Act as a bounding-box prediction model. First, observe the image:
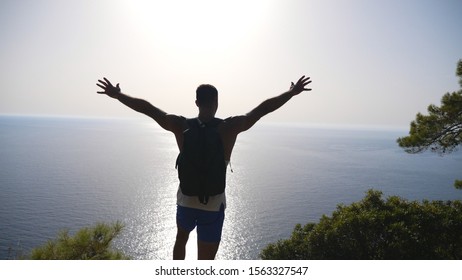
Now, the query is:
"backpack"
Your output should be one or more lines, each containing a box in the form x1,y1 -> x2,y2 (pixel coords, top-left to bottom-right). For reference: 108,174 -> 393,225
175,118 -> 226,204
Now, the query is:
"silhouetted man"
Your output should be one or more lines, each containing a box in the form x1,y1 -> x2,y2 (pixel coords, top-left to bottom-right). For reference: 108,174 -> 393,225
97,75 -> 312,259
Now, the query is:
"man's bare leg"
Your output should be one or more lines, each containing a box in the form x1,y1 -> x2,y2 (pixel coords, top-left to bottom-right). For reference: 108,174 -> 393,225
173,226 -> 190,260
197,240 -> 220,260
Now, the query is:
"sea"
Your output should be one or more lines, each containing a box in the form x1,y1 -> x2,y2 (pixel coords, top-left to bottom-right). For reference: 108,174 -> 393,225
1,116 -> 461,260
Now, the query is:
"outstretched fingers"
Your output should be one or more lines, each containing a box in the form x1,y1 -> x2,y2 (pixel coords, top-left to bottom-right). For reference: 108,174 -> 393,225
96,77 -> 121,98
103,77 -> 114,87
96,79 -> 108,94
96,77 -> 116,94
293,76 -> 312,92
303,76 -> 312,91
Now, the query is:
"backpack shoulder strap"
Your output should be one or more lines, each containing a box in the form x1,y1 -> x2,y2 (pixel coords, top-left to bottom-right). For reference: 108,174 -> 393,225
185,117 -> 223,129
185,118 -> 200,129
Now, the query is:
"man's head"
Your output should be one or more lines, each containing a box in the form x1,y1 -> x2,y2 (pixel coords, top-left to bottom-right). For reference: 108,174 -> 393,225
196,84 -> 218,117
196,84 -> 218,105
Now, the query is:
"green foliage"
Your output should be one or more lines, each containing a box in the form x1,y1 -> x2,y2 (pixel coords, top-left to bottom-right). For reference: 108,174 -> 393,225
260,223 -> 315,260
397,60 -> 462,155
457,59 -> 462,88
260,190 -> 462,260
29,222 -> 129,260
397,60 -> 462,188
455,180 -> 462,190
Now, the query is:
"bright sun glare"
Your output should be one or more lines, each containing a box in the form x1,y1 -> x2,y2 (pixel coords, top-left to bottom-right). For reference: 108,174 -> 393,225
127,0 -> 270,53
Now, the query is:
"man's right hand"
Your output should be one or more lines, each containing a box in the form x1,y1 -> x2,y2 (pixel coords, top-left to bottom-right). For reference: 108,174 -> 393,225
97,77 -> 121,98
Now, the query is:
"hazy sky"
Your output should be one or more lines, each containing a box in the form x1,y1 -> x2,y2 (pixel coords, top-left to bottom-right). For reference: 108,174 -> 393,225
1,0 -> 461,128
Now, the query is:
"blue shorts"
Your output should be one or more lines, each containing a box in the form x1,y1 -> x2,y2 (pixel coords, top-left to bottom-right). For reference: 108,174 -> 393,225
176,204 -> 225,243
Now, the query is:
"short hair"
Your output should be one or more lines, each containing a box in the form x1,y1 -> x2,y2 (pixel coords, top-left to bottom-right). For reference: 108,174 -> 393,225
196,84 -> 218,105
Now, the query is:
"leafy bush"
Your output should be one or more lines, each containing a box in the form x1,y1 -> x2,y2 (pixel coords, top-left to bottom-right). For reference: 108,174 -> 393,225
261,190 -> 462,260
29,222 -> 129,260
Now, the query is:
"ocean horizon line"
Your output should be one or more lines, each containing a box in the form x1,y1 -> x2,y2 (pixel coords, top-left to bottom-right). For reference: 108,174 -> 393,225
0,114 -> 409,132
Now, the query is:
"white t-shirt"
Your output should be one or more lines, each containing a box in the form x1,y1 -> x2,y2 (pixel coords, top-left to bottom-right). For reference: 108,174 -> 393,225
176,188 -> 226,212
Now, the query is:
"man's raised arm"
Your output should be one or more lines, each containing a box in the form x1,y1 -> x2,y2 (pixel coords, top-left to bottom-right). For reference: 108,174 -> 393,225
96,77 -> 184,133
228,76 -> 312,133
